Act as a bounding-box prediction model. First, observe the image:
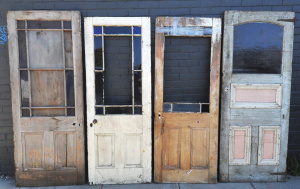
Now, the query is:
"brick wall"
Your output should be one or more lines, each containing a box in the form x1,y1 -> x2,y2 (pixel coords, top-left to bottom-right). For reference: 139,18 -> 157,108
0,0 -> 300,176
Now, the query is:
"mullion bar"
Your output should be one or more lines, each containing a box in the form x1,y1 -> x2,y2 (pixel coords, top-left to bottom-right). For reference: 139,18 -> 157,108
24,20 -> 32,117
61,20 -> 67,116
131,26 -> 135,115
102,26 -> 105,106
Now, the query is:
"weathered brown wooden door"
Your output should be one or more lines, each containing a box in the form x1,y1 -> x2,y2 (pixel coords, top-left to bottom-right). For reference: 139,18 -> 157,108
154,17 -> 221,183
7,11 -> 85,187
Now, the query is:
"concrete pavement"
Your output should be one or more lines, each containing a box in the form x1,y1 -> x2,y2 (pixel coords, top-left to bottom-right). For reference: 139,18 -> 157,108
0,176 -> 299,189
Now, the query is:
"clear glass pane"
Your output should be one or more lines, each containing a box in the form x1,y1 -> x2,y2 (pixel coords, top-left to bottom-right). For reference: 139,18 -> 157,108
202,104 -> 209,113
95,72 -> 104,105
27,21 -> 61,29
28,30 -> 63,68
31,71 -> 65,107
233,23 -> 283,74
66,70 -> 75,107
105,107 -> 132,114
63,21 -> 71,29
104,27 -> 131,35
133,26 -> 141,34
20,70 -> 29,107
95,107 -> 104,115
104,37 -> 132,105
163,37 -> 210,104
134,107 -> 142,114
67,108 -> 75,116
17,20 -> 25,29
32,108 -> 65,116
64,31 -> 73,68
22,109 -> 30,117
163,103 -> 171,112
134,72 -> 142,105
94,26 -> 102,34
18,31 -> 27,68
94,36 -> 103,70
134,36 -> 141,70
173,104 -> 200,113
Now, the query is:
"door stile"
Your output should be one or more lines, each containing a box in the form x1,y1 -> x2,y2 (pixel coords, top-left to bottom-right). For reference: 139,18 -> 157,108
84,17 -> 96,184
208,18 -> 222,183
154,17 -> 165,183
72,12 -> 85,183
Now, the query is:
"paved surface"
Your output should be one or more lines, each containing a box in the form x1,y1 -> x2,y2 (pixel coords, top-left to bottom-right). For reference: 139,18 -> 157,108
0,176 -> 299,189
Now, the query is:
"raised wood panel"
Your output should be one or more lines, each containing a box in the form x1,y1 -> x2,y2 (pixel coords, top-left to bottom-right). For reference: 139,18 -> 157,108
96,134 -> 114,168
23,133 -> 44,171
234,130 -> 245,159
258,126 -> 280,165
163,128 -> 180,169
124,134 -> 142,167
191,128 -> 208,168
55,132 -> 76,169
180,128 -> 191,170
162,169 -> 209,183
235,89 -> 276,103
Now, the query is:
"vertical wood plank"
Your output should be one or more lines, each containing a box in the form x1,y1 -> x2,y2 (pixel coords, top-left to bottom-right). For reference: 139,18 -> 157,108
154,17 -> 165,183
44,131 -> 54,170
208,18 -> 222,183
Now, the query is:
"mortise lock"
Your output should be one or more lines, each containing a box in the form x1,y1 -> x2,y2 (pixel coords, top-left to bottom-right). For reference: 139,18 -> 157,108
93,119 -> 98,124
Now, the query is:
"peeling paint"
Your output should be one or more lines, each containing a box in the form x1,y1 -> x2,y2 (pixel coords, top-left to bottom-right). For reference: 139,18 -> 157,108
156,26 -> 212,36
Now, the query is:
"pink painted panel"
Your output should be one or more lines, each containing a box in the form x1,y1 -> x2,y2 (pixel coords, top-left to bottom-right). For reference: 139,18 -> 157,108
234,130 -> 245,159
235,88 -> 276,103
263,130 -> 275,159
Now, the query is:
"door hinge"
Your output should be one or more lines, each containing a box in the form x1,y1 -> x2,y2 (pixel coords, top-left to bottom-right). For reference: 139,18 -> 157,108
270,172 -> 287,176
278,17 -> 296,23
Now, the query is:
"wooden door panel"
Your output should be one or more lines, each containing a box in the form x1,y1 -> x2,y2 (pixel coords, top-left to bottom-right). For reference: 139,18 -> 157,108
154,17 -> 221,183
85,17 -> 151,184
220,11 -> 295,182
8,11 -> 84,187
22,133 -> 44,170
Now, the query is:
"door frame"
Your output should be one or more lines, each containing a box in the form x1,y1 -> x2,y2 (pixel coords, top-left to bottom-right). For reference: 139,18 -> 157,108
7,11 -> 84,186
154,17 -> 222,183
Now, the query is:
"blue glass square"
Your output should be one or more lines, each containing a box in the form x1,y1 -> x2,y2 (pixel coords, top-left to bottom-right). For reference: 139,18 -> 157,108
133,26 -> 141,34
104,27 -> 131,34
94,26 -> 102,34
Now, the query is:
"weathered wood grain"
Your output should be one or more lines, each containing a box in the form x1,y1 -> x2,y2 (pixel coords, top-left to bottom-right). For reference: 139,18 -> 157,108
154,17 -> 221,183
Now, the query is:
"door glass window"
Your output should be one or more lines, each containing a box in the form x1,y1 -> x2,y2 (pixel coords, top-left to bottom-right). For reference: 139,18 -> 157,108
18,20 -> 75,117
233,23 -> 283,74
94,26 -> 142,115
163,37 -> 211,113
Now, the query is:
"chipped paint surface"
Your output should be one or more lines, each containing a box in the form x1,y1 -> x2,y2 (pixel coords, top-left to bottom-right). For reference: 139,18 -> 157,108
0,25 -> 7,44
156,26 -> 212,36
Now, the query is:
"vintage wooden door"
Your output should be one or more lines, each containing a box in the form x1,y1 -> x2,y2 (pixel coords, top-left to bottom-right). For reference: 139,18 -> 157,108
219,11 -> 295,182
154,17 -> 221,183
84,17 -> 151,184
7,11 -> 85,186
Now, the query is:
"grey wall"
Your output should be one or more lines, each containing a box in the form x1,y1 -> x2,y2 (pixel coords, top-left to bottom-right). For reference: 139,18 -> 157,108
0,0 -> 300,176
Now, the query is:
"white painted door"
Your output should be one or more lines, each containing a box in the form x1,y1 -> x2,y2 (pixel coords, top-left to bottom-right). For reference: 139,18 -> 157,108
84,17 -> 151,184
219,11 -> 295,182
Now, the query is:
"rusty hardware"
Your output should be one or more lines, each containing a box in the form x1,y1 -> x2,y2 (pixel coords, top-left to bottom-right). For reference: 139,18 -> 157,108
90,123 -> 93,127
93,119 -> 98,124
278,17 -> 296,23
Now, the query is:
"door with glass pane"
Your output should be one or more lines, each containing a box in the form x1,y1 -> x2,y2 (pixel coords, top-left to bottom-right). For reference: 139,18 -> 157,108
219,11 -> 295,182
154,17 -> 221,183
7,11 -> 84,187
84,17 -> 151,184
